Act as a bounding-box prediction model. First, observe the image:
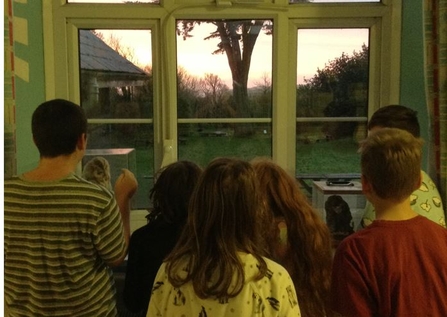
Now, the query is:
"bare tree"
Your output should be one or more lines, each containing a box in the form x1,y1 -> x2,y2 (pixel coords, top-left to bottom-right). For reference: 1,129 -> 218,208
93,30 -> 139,66
253,72 -> 272,95
178,66 -> 200,96
177,19 -> 272,135
196,73 -> 234,119
200,73 -> 230,106
177,67 -> 201,118
252,72 -> 272,118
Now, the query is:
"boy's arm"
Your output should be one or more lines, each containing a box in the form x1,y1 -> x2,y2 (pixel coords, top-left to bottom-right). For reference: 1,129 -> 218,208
109,168 -> 138,267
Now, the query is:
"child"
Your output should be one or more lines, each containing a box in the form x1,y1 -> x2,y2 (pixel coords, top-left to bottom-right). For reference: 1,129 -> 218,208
330,128 -> 447,316
82,156 -> 112,190
147,157 -> 301,316
123,160 -> 202,316
360,104 -> 445,228
251,158 -> 333,317
4,99 -> 137,316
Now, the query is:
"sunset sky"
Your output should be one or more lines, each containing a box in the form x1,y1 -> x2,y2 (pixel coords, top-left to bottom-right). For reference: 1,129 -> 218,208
96,23 -> 368,87
70,0 -> 378,3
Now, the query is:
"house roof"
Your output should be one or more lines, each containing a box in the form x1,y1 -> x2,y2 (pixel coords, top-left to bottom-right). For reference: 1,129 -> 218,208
79,29 -> 147,76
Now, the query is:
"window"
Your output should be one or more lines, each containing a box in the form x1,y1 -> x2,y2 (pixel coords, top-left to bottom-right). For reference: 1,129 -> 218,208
78,28 -> 154,209
290,0 -> 380,3
68,0 -> 158,3
176,19 -> 273,167
296,28 -> 369,177
45,0 -> 401,208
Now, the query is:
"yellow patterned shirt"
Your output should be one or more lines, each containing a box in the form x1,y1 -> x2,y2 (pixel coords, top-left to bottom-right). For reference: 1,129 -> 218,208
360,170 -> 446,229
147,253 -> 301,317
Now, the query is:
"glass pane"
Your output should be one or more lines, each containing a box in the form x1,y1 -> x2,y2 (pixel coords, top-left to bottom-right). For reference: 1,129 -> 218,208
296,28 -> 368,178
80,29 -> 153,119
290,0 -> 379,3
178,123 -> 272,167
79,29 -> 153,210
176,19 -> 273,163
68,0 -> 158,3
296,122 -> 363,174
85,123 -> 154,209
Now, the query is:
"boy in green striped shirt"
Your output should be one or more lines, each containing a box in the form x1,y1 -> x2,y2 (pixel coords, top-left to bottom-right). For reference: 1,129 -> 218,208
4,99 -> 138,316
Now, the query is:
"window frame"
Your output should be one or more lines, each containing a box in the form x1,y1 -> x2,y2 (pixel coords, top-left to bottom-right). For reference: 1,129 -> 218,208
43,0 -> 401,176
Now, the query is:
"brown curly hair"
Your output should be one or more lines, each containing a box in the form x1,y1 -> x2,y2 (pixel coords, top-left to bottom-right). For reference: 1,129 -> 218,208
251,158 -> 333,317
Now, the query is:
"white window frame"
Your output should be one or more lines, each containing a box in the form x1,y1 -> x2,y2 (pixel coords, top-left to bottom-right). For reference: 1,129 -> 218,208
43,0 -> 401,175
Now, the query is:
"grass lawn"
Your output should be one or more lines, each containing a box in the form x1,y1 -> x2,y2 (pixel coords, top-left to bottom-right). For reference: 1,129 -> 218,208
178,134 -> 272,168
296,138 -> 361,175
177,134 -> 360,174
100,133 -> 362,209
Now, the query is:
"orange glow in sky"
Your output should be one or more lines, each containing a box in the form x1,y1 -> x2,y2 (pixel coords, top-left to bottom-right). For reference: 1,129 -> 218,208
97,25 -> 368,87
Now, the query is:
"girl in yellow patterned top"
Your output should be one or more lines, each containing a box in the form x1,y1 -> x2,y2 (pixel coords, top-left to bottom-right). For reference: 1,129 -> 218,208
147,157 -> 301,317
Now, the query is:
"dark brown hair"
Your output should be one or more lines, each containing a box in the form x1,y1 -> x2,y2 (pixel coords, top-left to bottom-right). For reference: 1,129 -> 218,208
32,99 -> 87,158
164,157 -> 270,299
149,160 -> 202,227
368,104 -> 420,137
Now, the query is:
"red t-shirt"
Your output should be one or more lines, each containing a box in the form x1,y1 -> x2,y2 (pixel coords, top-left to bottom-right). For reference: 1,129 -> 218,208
330,216 -> 447,317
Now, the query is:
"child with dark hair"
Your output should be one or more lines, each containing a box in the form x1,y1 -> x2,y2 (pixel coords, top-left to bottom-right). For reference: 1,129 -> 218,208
367,104 -> 421,137
330,128 -> 447,316
251,158 -> 333,317
147,157 -> 301,316
123,160 -> 202,316
361,104 -> 445,228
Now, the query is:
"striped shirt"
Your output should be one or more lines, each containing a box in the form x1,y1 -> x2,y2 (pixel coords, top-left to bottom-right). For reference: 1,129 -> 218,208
4,173 -> 127,317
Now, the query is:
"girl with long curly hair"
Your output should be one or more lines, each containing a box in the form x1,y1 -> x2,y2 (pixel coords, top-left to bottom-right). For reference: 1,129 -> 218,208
251,158 -> 333,317
147,157 -> 301,316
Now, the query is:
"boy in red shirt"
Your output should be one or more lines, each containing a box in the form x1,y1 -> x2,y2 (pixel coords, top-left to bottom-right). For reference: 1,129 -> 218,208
330,128 -> 447,317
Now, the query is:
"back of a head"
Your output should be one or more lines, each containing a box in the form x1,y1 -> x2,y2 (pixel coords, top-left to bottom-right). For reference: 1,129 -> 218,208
189,157 -> 264,251
368,104 -> 420,137
150,160 -> 202,226
360,128 -> 423,201
251,158 -> 306,219
166,157 -> 268,299
82,156 -> 112,190
32,99 -> 87,157
251,157 -> 329,235
251,158 -> 333,317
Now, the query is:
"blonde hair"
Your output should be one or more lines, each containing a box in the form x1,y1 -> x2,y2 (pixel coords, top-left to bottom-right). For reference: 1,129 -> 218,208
360,128 -> 423,201
82,156 -> 112,190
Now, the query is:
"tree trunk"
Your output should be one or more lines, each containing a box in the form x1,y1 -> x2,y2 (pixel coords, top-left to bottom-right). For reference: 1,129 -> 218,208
216,20 -> 263,136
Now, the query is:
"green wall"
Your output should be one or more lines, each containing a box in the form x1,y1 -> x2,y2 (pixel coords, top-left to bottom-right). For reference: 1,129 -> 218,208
400,0 -> 429,169
13,0 -> 45,173
11,0 -> 430,173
